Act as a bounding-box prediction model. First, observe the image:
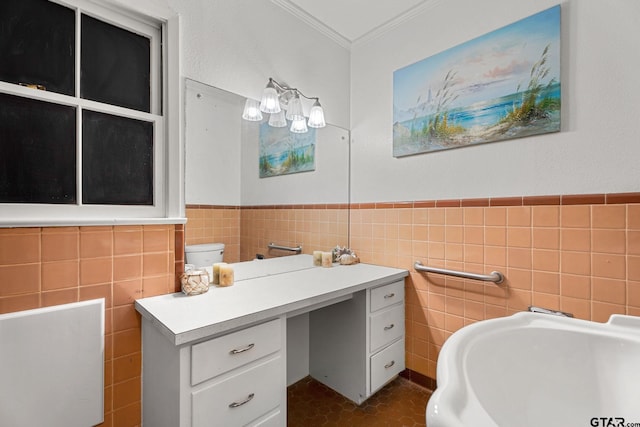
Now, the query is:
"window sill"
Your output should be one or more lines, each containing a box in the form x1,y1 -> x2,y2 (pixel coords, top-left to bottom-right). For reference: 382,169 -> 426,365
0,217 -> 187,228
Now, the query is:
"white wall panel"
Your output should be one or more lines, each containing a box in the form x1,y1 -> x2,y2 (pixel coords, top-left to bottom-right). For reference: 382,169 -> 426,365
350,0 -> 640,203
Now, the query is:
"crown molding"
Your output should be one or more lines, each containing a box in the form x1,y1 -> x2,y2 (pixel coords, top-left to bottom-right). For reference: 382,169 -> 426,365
352,0 -> 444,47
270,0 -> 351,50
271,0 -> 444,50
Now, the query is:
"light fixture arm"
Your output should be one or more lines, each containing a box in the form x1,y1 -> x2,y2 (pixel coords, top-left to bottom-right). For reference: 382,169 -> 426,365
268,77 -> 318,103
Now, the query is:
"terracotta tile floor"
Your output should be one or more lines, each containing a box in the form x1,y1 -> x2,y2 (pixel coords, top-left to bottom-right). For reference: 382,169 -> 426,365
287,376 -> 432,427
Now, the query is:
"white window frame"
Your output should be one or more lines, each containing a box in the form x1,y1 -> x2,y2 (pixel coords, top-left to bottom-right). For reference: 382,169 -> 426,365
0,0 -> 184,227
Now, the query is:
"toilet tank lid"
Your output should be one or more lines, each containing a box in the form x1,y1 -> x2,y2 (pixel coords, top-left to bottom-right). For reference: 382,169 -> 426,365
185,243 -> 225,253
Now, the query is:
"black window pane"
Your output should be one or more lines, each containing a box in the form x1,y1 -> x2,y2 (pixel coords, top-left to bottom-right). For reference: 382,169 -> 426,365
0,93 -> 77,204
81,14 -> 151,113
0,0 -> 75,96
82,110 -> 153,205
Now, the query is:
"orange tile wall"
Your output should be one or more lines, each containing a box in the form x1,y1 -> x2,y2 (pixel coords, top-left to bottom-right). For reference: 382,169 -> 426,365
186,195 -> 640,384
239,205 -> 349,260
184,204 -> 349,262
2,193 -> 639,425
0,224 -> 180,427
349,195 -> 640,381
185,205 -> 241,263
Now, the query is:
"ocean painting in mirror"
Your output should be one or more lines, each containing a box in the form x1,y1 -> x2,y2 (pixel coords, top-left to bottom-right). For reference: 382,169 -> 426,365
259,123 -> 316,178
393,5 -> 561,157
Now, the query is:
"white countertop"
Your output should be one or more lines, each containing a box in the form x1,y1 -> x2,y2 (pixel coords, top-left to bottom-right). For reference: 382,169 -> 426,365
135,255 -> 408,346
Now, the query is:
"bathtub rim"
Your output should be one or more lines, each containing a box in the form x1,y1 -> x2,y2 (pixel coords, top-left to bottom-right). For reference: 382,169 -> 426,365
425,312 -> 640,427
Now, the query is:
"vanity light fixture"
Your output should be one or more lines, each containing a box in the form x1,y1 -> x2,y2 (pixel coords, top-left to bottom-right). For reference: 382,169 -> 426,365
242,77 -> 326,133
290,117 -> 308,134
307,99 -> 326,128
268,109 -> 287,128
241,98 -> 263,121
259,79 -> 280,114
285,91 -> 304,121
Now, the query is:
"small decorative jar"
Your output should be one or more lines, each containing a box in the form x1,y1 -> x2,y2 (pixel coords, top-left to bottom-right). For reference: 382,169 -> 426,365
180,269 -> 210,296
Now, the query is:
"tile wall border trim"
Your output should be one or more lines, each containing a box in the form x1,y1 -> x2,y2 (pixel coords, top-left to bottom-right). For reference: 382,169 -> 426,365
187,203 -> 350,210
186,204 -> 241,209
351,191 -> 640,209
186,192 -> 640,211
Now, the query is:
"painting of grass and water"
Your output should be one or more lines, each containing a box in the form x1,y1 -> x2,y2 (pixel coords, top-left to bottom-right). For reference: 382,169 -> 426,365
259,123 -> 316,178
393,5 -> 561,157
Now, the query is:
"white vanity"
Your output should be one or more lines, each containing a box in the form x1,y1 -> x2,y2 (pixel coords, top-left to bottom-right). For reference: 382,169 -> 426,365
135,255 -> 408,427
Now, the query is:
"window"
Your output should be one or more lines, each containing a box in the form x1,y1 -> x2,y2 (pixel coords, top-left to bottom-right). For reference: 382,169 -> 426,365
0,0 -> 182,225
0,92 -> 77,204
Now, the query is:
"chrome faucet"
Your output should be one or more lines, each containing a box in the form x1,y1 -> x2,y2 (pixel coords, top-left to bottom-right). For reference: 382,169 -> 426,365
528,306 -> 573,317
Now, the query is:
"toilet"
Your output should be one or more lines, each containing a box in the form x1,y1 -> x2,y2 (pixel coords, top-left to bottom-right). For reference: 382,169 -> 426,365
185,243 -> 225,278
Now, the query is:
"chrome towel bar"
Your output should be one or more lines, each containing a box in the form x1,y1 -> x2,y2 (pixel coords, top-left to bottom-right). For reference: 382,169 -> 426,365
414,261 -> 504,284
268,242 -> 303,253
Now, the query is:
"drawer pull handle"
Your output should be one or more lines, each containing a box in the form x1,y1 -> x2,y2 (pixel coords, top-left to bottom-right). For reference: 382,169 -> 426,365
385,360 -> 395,369
229,393 -> 255,408
384,293 -> 395,299
384,323 -> 395,331
230,343 -> 255,355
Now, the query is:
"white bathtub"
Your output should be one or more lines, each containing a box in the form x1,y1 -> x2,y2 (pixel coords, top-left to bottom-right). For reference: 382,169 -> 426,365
426,312 -> 640,427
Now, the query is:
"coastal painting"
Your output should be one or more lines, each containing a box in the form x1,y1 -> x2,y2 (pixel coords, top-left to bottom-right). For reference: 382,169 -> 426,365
393,5 -> 561,157
259,123 -> 316,178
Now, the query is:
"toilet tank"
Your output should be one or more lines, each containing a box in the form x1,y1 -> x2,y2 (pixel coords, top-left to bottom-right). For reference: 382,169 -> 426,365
185,243 -> 225,270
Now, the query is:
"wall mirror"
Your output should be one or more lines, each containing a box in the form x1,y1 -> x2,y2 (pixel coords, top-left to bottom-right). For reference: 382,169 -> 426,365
184,79 -> 350,263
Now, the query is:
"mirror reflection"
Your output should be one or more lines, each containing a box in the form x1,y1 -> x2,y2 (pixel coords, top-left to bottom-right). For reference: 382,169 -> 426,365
184,79 -> 350,263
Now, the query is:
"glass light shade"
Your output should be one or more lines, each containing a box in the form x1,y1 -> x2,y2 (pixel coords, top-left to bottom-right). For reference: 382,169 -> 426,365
268,109 -> 287,127
307,100 -> 326,128
242,98 -> 263,121
285,92 -> 304,121
290,117 -> 308,133
259,80 -> 281,113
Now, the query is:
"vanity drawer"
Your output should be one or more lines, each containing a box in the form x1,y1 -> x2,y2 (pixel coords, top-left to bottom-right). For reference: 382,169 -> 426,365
370,338 -> 405,393
192,355 -> 282,427
191,318 -> 281,386
370,304 -> 404,353
250,409 -> 283,427
370,280 -> 404,313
